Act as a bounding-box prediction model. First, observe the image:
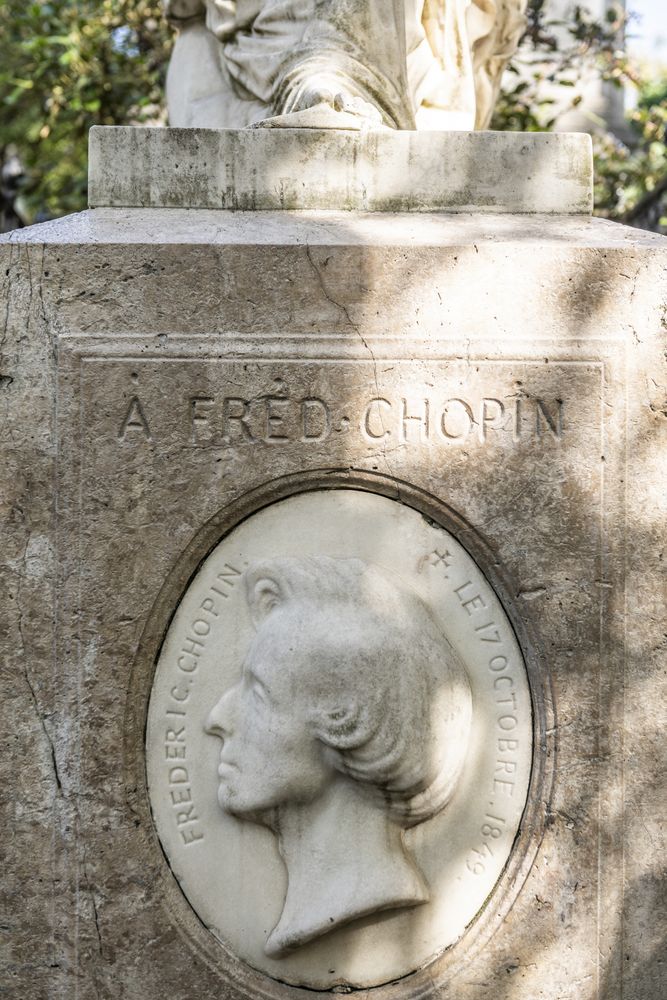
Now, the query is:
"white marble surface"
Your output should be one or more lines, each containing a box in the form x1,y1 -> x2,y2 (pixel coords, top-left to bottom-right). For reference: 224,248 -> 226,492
162,1 -> 527,132
147,490 -> 532,988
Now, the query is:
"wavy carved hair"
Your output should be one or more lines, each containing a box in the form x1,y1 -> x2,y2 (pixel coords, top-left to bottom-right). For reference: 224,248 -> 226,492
244,556 -> 472,827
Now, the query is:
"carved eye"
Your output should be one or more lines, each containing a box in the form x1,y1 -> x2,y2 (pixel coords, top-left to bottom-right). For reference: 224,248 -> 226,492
245,669 -> 268,705
251,680 -> 268,704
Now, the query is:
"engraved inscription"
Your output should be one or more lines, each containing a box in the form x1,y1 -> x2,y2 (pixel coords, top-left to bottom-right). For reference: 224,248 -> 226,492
118,389 -> 563,447
118,395 -> 152,440
362,395 -> 563,444
189,395 -> 332,445
157,564 -> 245,846
176,563 -> 243,674
161,706 -> 205,846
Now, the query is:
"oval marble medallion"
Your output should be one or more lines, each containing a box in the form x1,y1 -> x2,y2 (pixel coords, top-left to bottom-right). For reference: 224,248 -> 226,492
146,490 -> 533,989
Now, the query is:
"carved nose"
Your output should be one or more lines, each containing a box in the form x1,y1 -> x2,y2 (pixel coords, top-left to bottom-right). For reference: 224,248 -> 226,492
205,689 -> 234,738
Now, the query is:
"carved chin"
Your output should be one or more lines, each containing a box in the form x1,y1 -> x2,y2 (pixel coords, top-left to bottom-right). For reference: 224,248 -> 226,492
217,785 -> 278,829
216,780 -> 247,809
217,781 -> 236,811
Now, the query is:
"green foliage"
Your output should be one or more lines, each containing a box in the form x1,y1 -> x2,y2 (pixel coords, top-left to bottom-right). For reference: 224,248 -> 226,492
0,0 -> 171,220
594,75 -> 667,228
493,1 -> 667,231
493,2 -> 632,133
1,0 -> 665,229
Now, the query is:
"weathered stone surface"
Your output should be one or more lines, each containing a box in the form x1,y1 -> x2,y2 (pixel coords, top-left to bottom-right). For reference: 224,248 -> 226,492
88,126 -> 594,214
1,203 -> 665,1000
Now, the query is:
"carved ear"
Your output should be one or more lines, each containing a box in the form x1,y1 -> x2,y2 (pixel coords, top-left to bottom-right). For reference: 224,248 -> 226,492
310,702 -> 367,749
245,564 -> 288,627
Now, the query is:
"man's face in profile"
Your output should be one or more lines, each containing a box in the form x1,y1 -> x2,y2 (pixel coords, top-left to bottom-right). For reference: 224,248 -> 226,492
205,612 -> 333,820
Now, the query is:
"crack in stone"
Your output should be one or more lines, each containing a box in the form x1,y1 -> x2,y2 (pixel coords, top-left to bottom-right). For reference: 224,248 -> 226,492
1,241 -> 19,358
16,534 -> 63,797
37,245 -> 57,373
304,244 -> 380,384
23,245 -> 35,347
21,649 -> 63,797
90,891 -> 103,960
82,841 -> 104,972
304,244 -> 395,473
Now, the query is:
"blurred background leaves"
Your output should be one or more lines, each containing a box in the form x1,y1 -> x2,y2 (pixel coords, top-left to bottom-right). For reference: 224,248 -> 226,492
0,0 -> 171,225
491,1 -> 667,232
1,0 -> 665,232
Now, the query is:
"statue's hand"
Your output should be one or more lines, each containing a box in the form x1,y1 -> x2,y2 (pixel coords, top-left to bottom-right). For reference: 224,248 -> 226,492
207,0 -> 238,40
332,92 -> 383,126
291,86 -> 383,127
163,0 -> 206,23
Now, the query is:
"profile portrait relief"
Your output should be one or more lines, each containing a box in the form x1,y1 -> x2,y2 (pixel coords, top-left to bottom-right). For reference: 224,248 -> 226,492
147,491 -> 534,987
205,556 -> 472,958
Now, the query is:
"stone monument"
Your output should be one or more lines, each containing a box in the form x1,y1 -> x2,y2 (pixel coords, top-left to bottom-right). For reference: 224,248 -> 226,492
1,3 -> 665,999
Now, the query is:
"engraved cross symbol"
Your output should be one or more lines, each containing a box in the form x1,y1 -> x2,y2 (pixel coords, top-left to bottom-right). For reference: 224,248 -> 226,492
429,549 -> 452,576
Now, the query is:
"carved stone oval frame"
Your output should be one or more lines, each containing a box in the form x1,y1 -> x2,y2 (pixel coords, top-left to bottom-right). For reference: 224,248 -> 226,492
124,469 -> 555,1000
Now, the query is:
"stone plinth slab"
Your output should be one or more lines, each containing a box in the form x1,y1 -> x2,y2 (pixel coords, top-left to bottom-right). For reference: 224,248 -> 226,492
88,127 -> 594,214
0,206 -> 665,1000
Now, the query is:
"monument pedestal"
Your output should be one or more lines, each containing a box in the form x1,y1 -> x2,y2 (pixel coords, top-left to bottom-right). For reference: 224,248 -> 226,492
1,129 -> 665,1000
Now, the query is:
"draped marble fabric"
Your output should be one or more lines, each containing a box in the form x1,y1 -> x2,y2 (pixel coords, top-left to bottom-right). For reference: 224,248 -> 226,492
164,0 -> 527,131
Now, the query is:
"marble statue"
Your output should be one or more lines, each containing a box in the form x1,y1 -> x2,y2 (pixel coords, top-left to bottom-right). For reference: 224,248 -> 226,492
205,556 -> 472,957
164,0 -> 528,131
